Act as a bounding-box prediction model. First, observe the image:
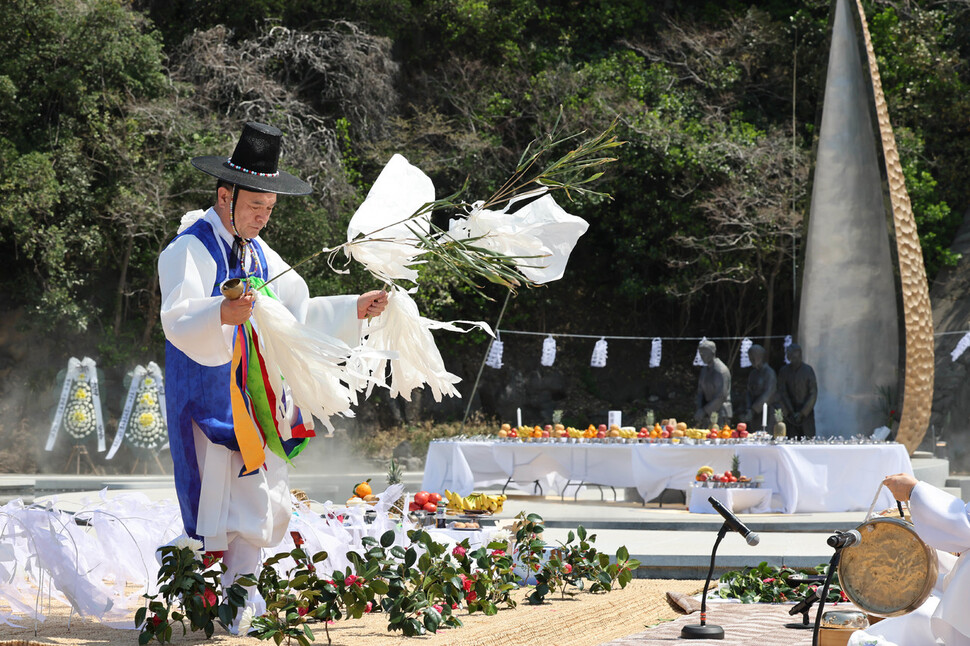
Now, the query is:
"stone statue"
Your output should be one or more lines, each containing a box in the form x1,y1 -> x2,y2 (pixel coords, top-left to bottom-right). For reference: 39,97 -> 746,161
739,344 -> 777,427
693,339 -> 732,427
777,343 -> 818,438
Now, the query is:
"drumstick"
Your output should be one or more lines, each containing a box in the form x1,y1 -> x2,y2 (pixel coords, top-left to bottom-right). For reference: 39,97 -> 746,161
897,500 -> 905,518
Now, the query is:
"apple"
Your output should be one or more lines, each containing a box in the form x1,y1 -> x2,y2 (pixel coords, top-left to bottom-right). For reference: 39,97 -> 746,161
501,423 -> 511,431
423,502 -> 437,513
544,424 -> 553,432
596,430 -> 607,439
696,473 -> 708,482
498,429 -> 508,438
739,430 -> 749,439
597,424 -> 607,433
731,429 -> 739,438
660,430 -> 670,438
414,491 -> 430,507
541,430 -> 550,438
736,422 -> 747,433
508,429 -> 518,438
428,492 -> 442,504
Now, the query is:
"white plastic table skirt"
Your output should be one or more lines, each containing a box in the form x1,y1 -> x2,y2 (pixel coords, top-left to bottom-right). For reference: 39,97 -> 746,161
421,441 -> 913,514
686,484 -> 773,514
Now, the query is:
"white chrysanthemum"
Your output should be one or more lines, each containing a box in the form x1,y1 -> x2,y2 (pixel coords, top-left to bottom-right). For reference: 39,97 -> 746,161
237,607 -> 255,635
173,536 -> 204,558
490,529 -> 512,543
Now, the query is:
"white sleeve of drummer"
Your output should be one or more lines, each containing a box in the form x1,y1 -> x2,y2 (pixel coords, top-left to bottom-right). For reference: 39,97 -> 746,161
159,235 -> 235,366
260,244 -> 361,347
910,481 -> 970,554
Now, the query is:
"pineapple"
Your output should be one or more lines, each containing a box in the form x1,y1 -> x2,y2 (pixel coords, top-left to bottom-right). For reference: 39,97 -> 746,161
773,408 -> 787,438
386,458 -> 407,516
731,455 -> 741,480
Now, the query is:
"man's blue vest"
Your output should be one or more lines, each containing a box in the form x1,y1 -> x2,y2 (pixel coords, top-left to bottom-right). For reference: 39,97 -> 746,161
163,217 -> 269,540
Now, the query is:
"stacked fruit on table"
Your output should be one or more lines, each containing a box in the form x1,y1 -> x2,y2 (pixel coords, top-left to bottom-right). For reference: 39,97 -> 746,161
408,490 -> 443,513
694,465 -> 751,485
445,490 -> 506,513
494,420 -> 752,441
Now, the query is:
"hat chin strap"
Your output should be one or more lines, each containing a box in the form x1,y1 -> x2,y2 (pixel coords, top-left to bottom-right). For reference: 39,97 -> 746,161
229,184 -> 250,269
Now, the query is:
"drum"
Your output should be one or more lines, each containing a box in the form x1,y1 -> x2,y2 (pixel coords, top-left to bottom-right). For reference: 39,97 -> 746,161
837,516 -> 938,617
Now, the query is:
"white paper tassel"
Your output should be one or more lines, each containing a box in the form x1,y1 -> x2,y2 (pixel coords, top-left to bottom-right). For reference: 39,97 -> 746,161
486,337 -> 504,369
252,293 -> 397,431
346,154 -> 435,283
952,332 -> 970,362
739,337 -> 753,368
649,337 -> 662,368
540,336 -> 557,367
361,288 -> 492,401
447,190 -> 590,284
693,337 -> 709,366
784,335 -> 793,364
590,338 -> 608,368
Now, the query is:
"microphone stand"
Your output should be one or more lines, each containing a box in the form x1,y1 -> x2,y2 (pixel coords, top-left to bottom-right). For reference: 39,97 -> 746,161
681,523 -> 728,639
811,543 -> 846,646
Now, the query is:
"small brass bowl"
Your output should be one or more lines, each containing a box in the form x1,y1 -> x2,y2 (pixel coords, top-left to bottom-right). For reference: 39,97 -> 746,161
221,278 -> 246,300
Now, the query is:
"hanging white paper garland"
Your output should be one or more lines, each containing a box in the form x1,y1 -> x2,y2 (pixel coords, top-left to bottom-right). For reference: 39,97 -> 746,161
649,337 -> 662,368
540,336 -> 557,367
590,338 -> 608,368
485,337 -> 504,369
784,335 -> 793,364
952,332 -> 970,362
693,337 -> 709,366
739,337 -> 753,368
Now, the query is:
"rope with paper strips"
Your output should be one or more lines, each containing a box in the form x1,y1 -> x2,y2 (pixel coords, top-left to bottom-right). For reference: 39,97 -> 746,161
253,120 -> 621,404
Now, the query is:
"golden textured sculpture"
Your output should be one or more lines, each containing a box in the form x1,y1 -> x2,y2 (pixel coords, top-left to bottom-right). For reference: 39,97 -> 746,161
854,0 -> 935,454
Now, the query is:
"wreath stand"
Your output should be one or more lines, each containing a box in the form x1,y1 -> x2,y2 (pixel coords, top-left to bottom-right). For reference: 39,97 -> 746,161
130,448 -> 167,475
65,443 -> 102,475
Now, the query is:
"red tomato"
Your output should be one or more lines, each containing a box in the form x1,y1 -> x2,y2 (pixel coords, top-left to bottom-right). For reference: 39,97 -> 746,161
414,491 -> 430,507
423,502 -> 437,513
428,492 -> 442,504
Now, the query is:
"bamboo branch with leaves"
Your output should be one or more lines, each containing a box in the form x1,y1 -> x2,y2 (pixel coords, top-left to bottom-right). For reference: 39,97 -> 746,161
264,117 -> 623,297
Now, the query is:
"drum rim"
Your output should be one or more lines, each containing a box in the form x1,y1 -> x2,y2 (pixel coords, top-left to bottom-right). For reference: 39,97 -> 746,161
837,516 -> 938,618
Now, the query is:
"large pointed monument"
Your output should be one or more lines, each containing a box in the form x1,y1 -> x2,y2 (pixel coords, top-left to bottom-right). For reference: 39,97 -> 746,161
799,0 -> 934,452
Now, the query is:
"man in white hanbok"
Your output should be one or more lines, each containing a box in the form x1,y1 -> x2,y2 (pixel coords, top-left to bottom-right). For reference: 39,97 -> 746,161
848,473 -> 970,646
158,122 -> 387,625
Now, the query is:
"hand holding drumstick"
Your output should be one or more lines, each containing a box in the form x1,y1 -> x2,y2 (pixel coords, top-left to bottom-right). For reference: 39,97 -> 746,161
883,473 -> 918,502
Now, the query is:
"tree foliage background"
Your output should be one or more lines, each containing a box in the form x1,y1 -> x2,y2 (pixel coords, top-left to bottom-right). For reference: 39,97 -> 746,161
2,0 -> 969,465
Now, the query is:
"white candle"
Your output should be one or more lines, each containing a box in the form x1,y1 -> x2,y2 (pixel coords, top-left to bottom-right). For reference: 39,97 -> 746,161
517,407 -> 522,429
762,403 -> 768,428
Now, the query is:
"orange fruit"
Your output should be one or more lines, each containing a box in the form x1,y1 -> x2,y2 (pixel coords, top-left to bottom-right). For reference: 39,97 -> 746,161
354,480 -> 372,498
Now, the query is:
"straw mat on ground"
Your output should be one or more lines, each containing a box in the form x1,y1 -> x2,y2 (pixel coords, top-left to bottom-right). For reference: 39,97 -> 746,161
1,579 -> 702,646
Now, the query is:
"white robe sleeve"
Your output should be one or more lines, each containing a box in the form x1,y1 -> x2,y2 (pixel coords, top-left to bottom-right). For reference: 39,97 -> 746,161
911,481 -> 970,554
158,235 -> 234,366
260,244 -> 361,346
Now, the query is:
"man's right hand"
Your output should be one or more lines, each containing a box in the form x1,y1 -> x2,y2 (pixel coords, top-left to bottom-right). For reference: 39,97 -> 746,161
221,291 -> 256,326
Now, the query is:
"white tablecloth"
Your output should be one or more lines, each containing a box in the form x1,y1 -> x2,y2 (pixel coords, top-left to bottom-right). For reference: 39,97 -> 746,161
687,484 -> 773,514
421,440 -> 913,514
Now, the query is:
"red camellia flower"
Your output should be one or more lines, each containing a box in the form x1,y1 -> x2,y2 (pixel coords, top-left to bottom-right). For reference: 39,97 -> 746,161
202,551 -> 224,568
462,577 -> 473,592
491,549 -> 505,558
762,577 -> 775,584
297,606 -> 308,616
204,587 -> 218,608
452,545 -> 467,559
563,563 -> 573,574
345,574 -> 357,586
364,601 -> 373,613
150,615 -> 162,628
432,604 -> 443,613
466,591 -> 477,602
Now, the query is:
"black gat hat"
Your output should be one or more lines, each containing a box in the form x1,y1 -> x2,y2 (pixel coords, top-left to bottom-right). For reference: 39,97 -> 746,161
191,122 -> 312,195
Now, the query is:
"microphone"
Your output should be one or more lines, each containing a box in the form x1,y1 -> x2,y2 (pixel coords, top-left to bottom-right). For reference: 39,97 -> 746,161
708,497 -> 760,546
826,530 -> 861,549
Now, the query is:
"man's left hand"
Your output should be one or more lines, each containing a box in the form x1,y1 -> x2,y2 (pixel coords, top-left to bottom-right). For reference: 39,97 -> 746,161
358,290 -> 389,319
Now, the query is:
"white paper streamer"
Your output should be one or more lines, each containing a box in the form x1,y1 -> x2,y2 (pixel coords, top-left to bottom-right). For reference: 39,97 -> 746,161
693,337 -> 709,366
649,337 -> 662,368
447,190 -> 589,284
784,335 -> 793,364
540,336 -> 557,367
346,154 -> 434,283
952,332 -> 970,362
252,292 -> 398,431
486,338 -> 504,369
360,287 -> 491,401
739,337 -> 753,368
590,338 -> 608,368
